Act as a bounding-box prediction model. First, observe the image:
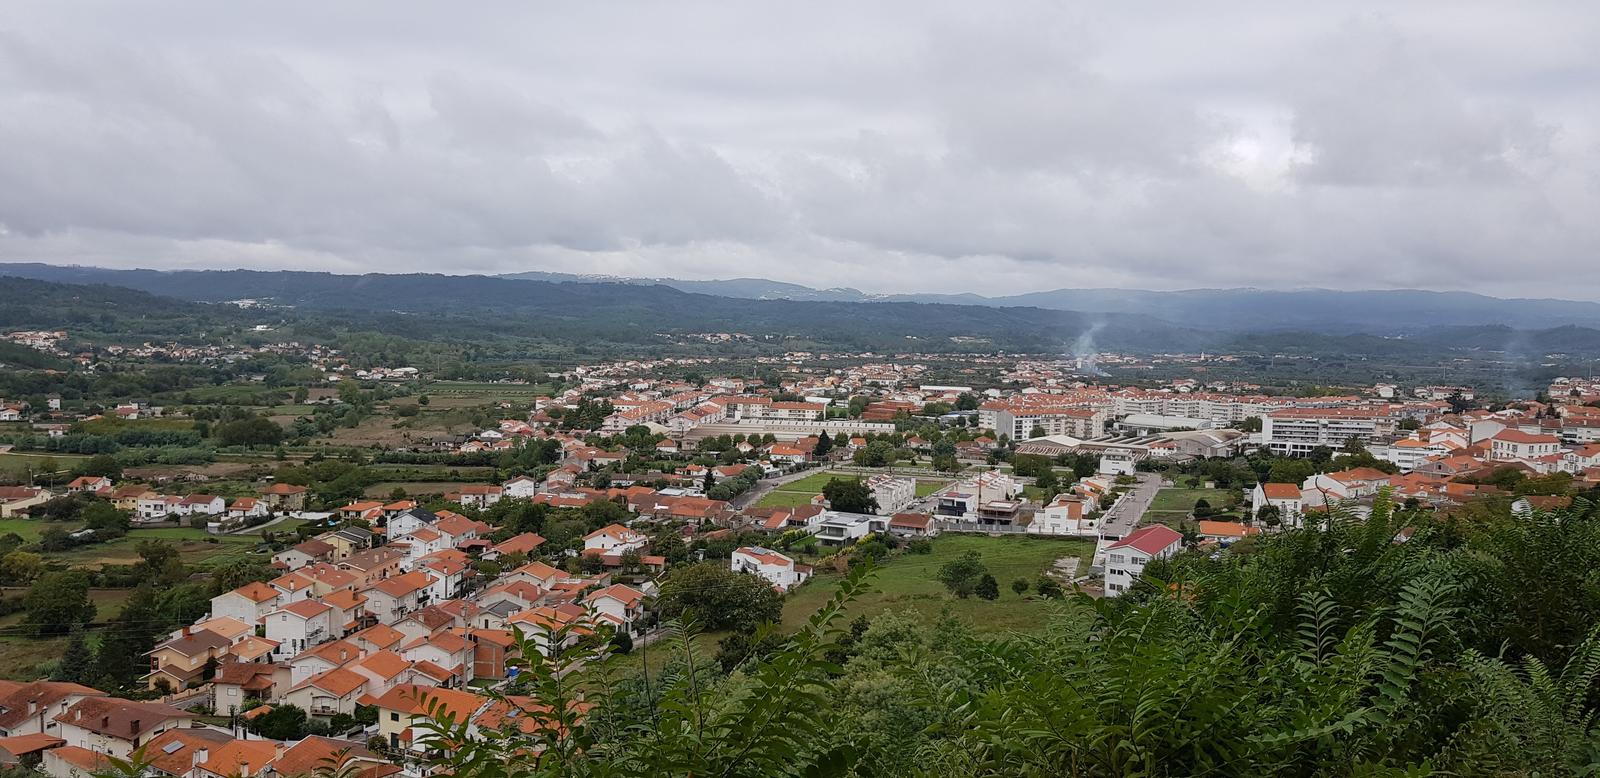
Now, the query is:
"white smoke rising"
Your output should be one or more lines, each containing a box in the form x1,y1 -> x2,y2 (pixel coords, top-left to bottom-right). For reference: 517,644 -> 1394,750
1071,321 -> 1108,377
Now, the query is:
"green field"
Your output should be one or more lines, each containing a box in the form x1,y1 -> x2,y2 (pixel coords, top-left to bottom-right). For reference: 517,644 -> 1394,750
0,451 -> 89,481
758,473 -> 950,510
1144,487 -> 1232,521
364,481 -> 476,498
0,518 -> 75,542
43,532 -> 261,568
755,490 -> 822,509
780,535 -> 1094,633
427,381 -> 554,396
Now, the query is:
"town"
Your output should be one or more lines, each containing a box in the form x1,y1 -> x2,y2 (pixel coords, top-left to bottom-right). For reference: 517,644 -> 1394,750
2,325 -> 1598,776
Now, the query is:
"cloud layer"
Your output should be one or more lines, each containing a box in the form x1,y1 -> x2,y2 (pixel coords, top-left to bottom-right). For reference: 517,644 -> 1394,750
1,1 -> 1597,297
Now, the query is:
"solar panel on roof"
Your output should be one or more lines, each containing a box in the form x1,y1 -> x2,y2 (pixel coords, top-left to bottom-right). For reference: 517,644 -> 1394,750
162,741 -> 185,754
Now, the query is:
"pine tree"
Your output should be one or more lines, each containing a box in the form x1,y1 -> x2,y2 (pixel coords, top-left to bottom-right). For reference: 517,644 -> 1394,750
54,630 -> 92,683
92,586 -> 161,690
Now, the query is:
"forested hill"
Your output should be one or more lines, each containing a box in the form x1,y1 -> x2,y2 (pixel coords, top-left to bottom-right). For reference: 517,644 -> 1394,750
0,266 -> 1202,354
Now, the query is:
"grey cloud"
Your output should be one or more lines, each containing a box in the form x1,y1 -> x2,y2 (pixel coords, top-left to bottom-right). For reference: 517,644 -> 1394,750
0,2 -> 1597,298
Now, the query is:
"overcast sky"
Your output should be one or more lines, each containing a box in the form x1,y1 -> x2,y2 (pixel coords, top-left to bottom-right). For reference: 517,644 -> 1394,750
2,2 -> 1598,297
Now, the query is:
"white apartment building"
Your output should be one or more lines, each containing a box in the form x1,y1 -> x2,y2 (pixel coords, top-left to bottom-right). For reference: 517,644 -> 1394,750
1489,429 -> 1562,462
979,401 -> 1108,440
863,474 -> 916,515
1262,408 -> 1394,456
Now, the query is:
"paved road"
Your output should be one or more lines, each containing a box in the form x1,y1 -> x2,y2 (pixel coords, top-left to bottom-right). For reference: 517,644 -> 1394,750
1099,472 -> 1162,539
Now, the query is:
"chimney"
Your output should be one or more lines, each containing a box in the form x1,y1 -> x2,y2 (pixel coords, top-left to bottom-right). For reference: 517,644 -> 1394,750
182,627 -> 191,637
193,748 -> 208,768
130,719 -> 141,734
101,715 -> 110,729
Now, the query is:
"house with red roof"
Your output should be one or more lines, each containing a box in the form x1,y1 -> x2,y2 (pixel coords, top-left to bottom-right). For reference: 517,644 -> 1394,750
1103,524 -> 1184,597
583,524 -> 648,554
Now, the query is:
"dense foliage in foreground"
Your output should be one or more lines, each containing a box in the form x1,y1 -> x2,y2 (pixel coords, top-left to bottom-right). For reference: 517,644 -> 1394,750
414,496 -> 1600,776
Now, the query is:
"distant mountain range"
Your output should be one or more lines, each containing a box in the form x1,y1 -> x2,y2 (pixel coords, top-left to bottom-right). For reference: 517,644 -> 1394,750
7,262 -> 1600,359
500,270 -> 1600,333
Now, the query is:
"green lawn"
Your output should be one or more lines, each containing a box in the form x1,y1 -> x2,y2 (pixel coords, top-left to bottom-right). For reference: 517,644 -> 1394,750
780,472 -> 853,494
755,491 -> 822,509
780,535 -> 1094,634
1146,488 -> 1230,517
759,473 -> 948,509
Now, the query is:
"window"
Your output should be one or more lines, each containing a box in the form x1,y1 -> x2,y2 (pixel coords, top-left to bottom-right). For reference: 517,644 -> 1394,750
390,712 -> 400,722
1109,554 -> 1125,565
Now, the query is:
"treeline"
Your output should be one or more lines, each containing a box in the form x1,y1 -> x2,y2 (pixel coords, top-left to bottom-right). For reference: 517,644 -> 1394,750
410,497 -> 1600,776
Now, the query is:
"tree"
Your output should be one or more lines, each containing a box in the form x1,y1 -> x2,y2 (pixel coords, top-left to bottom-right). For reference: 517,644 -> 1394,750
92,585 -> 161,690
82,501 -> 129,537
210,558 -> 275,593
658,562 -> 783,633
936,550 -> 987,598
78,453 -> 122,479
1034,469 -> 1060,502
1255,503 -> 1282,528
247,703 -> 310,740
812,431 -> 833,459
974,573 -> 1000,601
852,440 -> 896,467
0,550 -> 44,584
54,630 -> 93,683
1239,416 -> 1263,433
24,571 -> 94,636
136,540 -> 186,586
1011,578 -> 1030,596
1193,498 -> 1214,518
823,478 -> 879,514
216,416 -> 285,448
1035,577 -> 1064,598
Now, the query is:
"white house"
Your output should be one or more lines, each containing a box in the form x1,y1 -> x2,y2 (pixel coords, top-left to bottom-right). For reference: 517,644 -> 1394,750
387,508 -> 440,538
583,524 -> 649,554
281,667 -> 369,718
1103,524 -> 1184,597
1250,483 -> 1305,528
1028,495 -> 1098,536
1563,443 -> 1600,474
811,511 -> 888,546
52,697 -> 195,758
209,581 -> 282,626
731,547 -> 811,592
266,600 -> 336,660
502,475 -> 541,499
1490,429 -> 1562,462
583,584 -> 649,634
